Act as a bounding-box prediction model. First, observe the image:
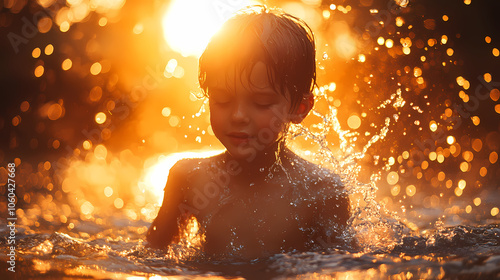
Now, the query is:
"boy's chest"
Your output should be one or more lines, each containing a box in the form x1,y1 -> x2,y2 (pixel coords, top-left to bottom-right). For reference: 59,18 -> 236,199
194,183 -> 315,256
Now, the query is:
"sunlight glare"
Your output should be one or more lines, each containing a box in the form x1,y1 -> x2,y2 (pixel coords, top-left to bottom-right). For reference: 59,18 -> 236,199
162,0 -> 257,57
143,150 -> 224,204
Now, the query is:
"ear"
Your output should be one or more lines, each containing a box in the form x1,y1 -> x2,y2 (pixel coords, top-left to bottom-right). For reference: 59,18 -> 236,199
291,93 -> 314,124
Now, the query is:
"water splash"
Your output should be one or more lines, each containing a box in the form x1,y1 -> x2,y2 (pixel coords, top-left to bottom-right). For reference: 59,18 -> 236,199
287,85 -> 410,252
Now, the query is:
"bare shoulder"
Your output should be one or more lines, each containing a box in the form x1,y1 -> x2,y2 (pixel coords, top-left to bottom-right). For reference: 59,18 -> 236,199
285,150 -> 344,190
169,153 -> 223,176
167,153 -> 226,188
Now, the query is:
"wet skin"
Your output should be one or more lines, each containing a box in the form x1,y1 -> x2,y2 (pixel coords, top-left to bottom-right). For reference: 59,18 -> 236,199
147,151 -> 350,259
147,62 -> 349,259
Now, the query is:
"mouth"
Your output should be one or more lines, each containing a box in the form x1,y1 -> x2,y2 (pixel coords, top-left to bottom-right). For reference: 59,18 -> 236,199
227,132 -> 251,144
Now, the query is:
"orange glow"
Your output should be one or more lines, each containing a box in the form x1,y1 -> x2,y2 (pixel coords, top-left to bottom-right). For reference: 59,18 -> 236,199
90,62 -> 102,75
473,197 -> 481,206
44,44 -> 54,55
34,65 -> 44,77
95,112 -> 106,124
20,101 -> 30,112
492,207 -> 499,216
162,0 -> 257,57
484,73 -> 492,83
142,151 -> 223,204
490,151 -> 498,164
493,48 -> 499,57
429,121 -> 438,132
406,185 -> 416,196
491,89 -> 500,101
32,47 -> 41,58
347,114 -> 361,129
387,171 -> 399,185
335,33 -> 357,58
62,58 -> 72,70
47,103 -> 62,120
385,39 -> 394,48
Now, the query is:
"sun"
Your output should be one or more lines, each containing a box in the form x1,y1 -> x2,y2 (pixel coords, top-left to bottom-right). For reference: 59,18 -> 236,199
162,0 -> 257,57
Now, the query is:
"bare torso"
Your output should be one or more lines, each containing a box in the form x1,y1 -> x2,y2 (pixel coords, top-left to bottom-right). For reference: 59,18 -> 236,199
147,149 -> 350,259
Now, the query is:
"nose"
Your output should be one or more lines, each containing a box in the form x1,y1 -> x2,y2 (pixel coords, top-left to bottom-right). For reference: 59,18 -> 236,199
230,101 -> 250,124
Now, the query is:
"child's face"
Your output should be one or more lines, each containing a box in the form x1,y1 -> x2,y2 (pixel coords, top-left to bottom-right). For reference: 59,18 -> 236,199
208,61 -> 292,160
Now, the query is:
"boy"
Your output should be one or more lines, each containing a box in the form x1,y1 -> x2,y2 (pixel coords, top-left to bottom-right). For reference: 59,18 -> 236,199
147,5 -> 350,259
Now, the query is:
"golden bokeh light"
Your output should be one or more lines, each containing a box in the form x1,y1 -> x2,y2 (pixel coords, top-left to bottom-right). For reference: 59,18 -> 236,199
34,65 -> 45,77
458,179 -> 466,190
492,207 -> 499,217
90,62 -> 102,75
387,171 -> 399,185
493,48 -> 499,57
62,58 -> 72,70
490,151 -> 498,164
81,201 -> 94,215
491,89 -> 500,101
391,185 -> 400,196
347,114 -> 361,129
429,120 -> 437,132
377,37 -> 385,45
473,197 -> 481,206
95,112 -> 106,124
460,161 -> 470,172
385,39 -> 394,48
104,186 -> 113,197
406,185 -> 416,197
44,44 -> 54,55
83,140 -> 92,150
32,47 -> 41,58
447,135 -> 455,145
94,144 -> 108,160
114,198 -> 124,209
47,103 -> 63,120
162,107 -> 172,117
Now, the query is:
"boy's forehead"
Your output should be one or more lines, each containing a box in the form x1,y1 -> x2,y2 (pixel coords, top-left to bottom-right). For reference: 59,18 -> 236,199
208,61 -> 275,91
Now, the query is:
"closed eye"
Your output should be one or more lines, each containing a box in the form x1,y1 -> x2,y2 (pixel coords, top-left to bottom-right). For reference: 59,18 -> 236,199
254,102 -> 273,108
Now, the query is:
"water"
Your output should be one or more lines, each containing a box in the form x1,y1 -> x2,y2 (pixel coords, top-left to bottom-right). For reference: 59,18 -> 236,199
1,0 -> 500,279
1,221 -> 499,279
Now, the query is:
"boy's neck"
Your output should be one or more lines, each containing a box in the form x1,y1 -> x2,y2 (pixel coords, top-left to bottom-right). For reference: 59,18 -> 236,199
223,142 -> 290,182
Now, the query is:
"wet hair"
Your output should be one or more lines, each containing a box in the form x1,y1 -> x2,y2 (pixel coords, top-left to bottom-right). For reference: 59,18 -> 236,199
198,5 -> 316,112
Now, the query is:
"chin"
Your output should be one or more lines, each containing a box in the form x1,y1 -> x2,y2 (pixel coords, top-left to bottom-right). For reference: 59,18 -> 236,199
225,146 -> 256,161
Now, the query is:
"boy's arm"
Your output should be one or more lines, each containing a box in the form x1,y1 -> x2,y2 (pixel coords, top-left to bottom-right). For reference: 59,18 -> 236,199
146,160 -> 189,249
